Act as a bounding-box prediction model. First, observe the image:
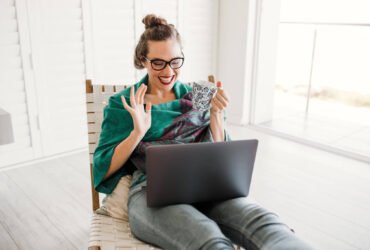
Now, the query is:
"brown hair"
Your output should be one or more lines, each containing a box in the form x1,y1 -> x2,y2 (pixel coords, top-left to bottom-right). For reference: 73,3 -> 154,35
134,14 -> 182,69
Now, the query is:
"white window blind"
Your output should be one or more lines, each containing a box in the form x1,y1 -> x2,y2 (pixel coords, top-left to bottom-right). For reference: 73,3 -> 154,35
90,0 -> 136,84
181,0 -> 219,82
88,0 -> 218,84
135,0 -> 180,80
140,0 -> 179,28
29,0 -> 87,156
0,0 -> 35,167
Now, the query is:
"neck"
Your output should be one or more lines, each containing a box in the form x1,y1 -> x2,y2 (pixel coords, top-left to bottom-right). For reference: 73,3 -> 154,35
147,83 -> 175,98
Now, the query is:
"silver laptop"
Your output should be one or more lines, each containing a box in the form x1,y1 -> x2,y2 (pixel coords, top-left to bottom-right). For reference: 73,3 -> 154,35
145,139 -> 258,207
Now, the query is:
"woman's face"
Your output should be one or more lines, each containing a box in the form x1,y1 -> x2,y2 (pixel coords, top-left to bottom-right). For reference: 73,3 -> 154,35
143,39 -> 182,94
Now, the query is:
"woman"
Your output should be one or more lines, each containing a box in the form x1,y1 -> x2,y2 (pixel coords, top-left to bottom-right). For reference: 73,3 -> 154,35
93,14 -> 313,250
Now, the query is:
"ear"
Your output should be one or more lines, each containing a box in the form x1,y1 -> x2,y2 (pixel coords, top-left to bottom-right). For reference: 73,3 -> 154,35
141,59 -> 149,69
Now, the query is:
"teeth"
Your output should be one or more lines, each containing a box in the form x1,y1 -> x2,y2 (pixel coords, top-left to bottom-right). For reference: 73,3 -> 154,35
159,76 -> 173,83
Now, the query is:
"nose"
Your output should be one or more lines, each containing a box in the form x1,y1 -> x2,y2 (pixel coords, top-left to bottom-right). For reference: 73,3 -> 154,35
162,63 -> 174,74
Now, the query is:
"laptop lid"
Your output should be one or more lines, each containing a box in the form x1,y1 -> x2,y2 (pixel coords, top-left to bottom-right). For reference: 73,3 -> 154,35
146,139 -> 258,207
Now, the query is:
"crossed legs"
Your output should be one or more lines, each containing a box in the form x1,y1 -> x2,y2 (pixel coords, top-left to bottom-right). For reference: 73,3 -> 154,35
128,187 -> 312,250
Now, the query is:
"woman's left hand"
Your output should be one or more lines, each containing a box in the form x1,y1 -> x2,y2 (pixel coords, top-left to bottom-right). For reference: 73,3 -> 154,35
210,81 -> 229,115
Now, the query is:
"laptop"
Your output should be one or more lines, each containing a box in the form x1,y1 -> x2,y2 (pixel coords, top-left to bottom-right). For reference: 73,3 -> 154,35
145,139 -> 258,207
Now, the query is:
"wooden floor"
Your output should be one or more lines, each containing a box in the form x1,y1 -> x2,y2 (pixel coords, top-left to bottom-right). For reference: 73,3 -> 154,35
0,124 -> 369,250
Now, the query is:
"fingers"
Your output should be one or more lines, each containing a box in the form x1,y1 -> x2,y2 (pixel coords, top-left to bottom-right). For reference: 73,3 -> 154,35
214,96 -> 229,108
214,83 -> 229,104
123,84 -> 148,110
215,88 -> 229,102
121,96 -> 132,112
129,84 -> 148,106
211,83 -> 229,113
133,84 -> 147,104
212,97 -> 223,110
214,93 -> 228,107
130,86 -> 136,107
210,99 -> 222,114
138,85 -> 147,104
216,80 -> 223,89
214,80 -> 228,102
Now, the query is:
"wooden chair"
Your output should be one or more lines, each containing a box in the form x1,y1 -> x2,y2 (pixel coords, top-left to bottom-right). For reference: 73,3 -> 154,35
85,76 -> 241,250
85,80 -> 157,250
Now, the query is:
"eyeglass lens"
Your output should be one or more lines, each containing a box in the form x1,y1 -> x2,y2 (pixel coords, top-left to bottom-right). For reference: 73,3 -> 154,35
151,58 -> 184,70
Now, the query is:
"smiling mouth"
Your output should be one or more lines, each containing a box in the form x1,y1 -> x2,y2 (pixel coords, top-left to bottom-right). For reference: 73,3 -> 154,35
158,76 -> 175,85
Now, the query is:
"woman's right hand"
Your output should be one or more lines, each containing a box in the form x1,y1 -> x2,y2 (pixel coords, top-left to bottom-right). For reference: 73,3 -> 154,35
121,84 -> 152,138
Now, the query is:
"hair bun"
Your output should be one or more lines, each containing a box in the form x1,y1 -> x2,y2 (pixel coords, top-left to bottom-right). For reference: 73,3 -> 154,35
142,14 -> 168,29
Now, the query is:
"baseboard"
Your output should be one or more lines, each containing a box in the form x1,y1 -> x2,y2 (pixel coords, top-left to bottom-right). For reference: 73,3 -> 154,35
0,147 -> 88,172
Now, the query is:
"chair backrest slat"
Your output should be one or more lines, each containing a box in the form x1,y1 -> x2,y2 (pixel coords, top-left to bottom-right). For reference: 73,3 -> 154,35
88,133 -> 99,144
85,80 -> 129,211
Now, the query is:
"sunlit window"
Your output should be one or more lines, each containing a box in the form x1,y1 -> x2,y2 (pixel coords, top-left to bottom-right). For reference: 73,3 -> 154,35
260,0 -> 370,157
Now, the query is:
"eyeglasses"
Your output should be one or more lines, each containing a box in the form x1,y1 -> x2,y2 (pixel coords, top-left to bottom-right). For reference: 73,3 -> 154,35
144,54 -> 185,71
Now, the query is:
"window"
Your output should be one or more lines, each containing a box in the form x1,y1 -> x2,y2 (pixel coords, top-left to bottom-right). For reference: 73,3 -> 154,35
252,0 -> 370,161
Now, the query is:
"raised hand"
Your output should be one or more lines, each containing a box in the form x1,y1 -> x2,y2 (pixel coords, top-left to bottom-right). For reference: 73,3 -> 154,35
121,84 -> 152,138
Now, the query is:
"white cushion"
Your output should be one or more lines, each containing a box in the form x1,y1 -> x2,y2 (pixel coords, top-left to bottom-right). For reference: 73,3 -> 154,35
96,175 -> 132,221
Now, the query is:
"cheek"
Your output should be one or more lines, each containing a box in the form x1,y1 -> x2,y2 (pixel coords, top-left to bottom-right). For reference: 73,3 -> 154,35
174,69 -> 180,78
147,68 -> 159,78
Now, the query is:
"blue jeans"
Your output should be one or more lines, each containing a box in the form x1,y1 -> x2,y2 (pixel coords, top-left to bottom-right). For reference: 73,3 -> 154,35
128,171 -> 313,250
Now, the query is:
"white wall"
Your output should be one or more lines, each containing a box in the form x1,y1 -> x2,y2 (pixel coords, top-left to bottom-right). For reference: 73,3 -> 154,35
217,0 -> 280,125
252,0 -> 280,124
217,0 -> 251,124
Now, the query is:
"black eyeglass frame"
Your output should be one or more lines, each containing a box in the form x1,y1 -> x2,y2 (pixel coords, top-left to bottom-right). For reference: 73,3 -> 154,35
143,53 -> 185,71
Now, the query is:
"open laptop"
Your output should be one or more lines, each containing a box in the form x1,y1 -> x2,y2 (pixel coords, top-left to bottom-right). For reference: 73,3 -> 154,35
145,139 -> 258,207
